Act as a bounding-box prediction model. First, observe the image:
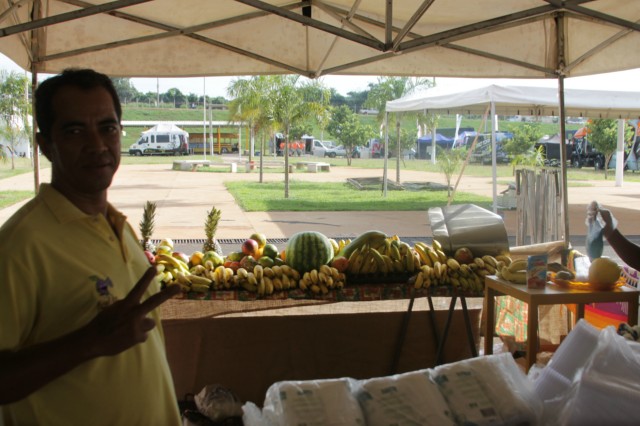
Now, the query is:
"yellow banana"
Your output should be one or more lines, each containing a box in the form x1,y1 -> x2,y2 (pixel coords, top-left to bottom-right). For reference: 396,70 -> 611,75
426,248 -> 439,265
310,269 -> 319,285
404,252 -> 415,273
446,258 -> 461,271
432,239 -> 443,251
156,254 -> 189,273
264,277 -> 274,295
436,249 -> 448,263
482,255 -> 498,268
507,259 -> 527,273
188,274 -> 212,286
191,283 -> 210,293
390,244 -> 402,261
337,230 -> 387,258
414,271 -> 424,289
383,255 -> 394,273
414,244 -> 432,267
496,254 -> 512,266
319,264 -> 332,277
281,274 -> 291,290
369,248 -> 388,274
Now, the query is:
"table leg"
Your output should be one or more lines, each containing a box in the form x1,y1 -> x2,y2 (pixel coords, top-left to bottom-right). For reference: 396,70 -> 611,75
427,296 -> 440,353
484,287 -> 495,356
577,303 -> 585,320
390,295 -> 415,374
526,302 -> 539,371
436,296 -> 457,365
460,295 -> 478,357
628,297 -> 639,326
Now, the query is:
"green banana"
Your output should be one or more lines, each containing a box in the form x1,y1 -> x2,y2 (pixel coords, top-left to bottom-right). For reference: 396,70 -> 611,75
337,230 -> 387,259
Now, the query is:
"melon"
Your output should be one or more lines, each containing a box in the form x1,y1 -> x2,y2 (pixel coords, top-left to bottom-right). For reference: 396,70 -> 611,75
285,231 -> 334,274
588,257 -> 621,290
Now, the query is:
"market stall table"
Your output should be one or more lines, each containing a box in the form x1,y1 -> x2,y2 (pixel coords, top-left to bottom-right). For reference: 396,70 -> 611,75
483,275 -> 639,371
160,283 -> 483,404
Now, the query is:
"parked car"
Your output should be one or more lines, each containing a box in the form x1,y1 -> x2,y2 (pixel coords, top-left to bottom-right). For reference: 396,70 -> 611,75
323,145 -> 347,158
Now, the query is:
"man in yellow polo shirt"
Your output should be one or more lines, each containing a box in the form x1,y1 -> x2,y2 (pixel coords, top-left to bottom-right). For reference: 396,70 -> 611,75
0,69 -> 182,425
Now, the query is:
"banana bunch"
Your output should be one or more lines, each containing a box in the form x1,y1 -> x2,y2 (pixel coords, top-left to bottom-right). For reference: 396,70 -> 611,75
299,265 -> 347,295
154,255 -> 214,293
334,238 -> 352,253
413,240 -> 448,268
345,236 -> 421,275
253,264 -> 301,296
496,258 -> 527,284
412,251 -> 514,293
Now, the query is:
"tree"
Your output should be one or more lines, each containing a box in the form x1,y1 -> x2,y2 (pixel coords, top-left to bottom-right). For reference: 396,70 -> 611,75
437,148 -> 466,201
365,77 -> 433,183
587,119 -> 634,179
111,78 -> 138,105
228,76 -> 273,167
164,88 -> 185,108
326,105 -> 375,166
503,123 -> 543,171
269,76 -> 327,198
0,71 -> 31,169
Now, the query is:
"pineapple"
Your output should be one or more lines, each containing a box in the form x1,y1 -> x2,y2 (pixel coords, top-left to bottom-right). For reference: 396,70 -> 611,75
203,206 -> 224,256
139,201 -> 157,252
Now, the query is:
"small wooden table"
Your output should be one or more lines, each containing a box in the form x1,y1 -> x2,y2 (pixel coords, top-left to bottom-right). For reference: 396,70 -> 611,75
484,275 -> 639,371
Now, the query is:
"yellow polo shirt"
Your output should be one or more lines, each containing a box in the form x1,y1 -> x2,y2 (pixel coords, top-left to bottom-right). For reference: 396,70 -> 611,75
0,184 -> 181,425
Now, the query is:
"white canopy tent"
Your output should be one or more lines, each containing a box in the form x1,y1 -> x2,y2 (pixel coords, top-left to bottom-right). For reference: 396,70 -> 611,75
385,84 -> 640,241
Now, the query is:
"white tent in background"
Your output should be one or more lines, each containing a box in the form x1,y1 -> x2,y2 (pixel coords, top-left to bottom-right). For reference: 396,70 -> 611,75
385,84 -> 640,240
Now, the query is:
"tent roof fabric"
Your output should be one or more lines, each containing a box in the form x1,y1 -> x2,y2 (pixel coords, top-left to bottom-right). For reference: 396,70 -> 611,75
1,1 -> 639,80
141,123 -> 188,135
386,84 -> 640,119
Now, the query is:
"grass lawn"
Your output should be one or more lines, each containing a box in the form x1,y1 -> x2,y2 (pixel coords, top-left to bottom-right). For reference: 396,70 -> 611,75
0,190 -> 34,209
224,180 -> 493,211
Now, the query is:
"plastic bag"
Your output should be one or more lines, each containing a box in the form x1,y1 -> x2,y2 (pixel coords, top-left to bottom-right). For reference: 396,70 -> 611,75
261,378 -> 365,426
585,212 -> 604,261
432,353 -> 542,426
354,369 -> 455,426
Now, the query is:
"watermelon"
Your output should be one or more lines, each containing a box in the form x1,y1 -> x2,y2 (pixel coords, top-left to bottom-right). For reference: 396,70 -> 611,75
285,231 -> 334,274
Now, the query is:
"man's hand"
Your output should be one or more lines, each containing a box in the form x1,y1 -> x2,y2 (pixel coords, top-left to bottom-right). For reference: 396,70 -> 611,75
84,267 -> 181,357
587,200 -> 617,237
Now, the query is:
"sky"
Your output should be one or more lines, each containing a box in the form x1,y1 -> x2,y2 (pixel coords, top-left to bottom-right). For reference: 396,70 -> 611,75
3,52 -> 640,98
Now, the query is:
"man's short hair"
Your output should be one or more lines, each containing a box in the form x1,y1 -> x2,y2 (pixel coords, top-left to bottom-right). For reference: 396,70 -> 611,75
35,68 -> 122,138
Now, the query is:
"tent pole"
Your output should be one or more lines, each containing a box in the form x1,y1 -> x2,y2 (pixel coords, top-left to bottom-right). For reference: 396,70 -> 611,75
31,66 -> 39,193
383,112 -> 388,197
491,101 -> 497,213
558,76 -> 570,246
616,119 -> 625,187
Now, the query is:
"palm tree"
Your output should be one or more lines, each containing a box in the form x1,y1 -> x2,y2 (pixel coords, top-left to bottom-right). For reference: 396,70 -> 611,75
365,77 -> 433,184
269,76 -> 328,198
227,76 -> 273,182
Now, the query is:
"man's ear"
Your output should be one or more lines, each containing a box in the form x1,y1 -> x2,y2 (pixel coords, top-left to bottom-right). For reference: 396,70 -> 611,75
36,133 -> 53,161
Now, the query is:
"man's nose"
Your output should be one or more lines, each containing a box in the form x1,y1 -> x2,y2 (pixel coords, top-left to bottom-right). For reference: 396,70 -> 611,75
85,128 -> 109,150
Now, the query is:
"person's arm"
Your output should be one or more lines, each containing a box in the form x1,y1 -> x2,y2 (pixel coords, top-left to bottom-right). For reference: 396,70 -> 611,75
604,227 -> 640,272
0,267 -> 180,404
597,205 -> 640,271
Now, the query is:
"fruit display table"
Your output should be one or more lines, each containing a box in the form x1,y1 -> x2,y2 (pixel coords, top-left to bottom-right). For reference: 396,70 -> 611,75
483,275 -> 639,371
160,284 -> 483,405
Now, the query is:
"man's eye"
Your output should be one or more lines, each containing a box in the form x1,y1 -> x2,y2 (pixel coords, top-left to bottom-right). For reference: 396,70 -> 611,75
103,125 -> 120,134
65,127 -> 82,135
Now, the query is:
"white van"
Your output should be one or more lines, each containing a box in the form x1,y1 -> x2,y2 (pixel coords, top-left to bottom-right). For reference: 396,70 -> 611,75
129,123 -> 189,156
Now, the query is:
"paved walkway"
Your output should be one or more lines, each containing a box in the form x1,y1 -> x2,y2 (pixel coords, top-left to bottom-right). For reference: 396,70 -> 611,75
2,162 -> 640,243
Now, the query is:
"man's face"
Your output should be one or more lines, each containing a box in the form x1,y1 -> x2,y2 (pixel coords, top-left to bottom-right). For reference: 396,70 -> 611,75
39,86 -> 121,197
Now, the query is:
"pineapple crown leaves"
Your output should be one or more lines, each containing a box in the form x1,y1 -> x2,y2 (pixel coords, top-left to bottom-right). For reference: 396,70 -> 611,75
204,206 -> 222,239
139,201 -> 157,242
